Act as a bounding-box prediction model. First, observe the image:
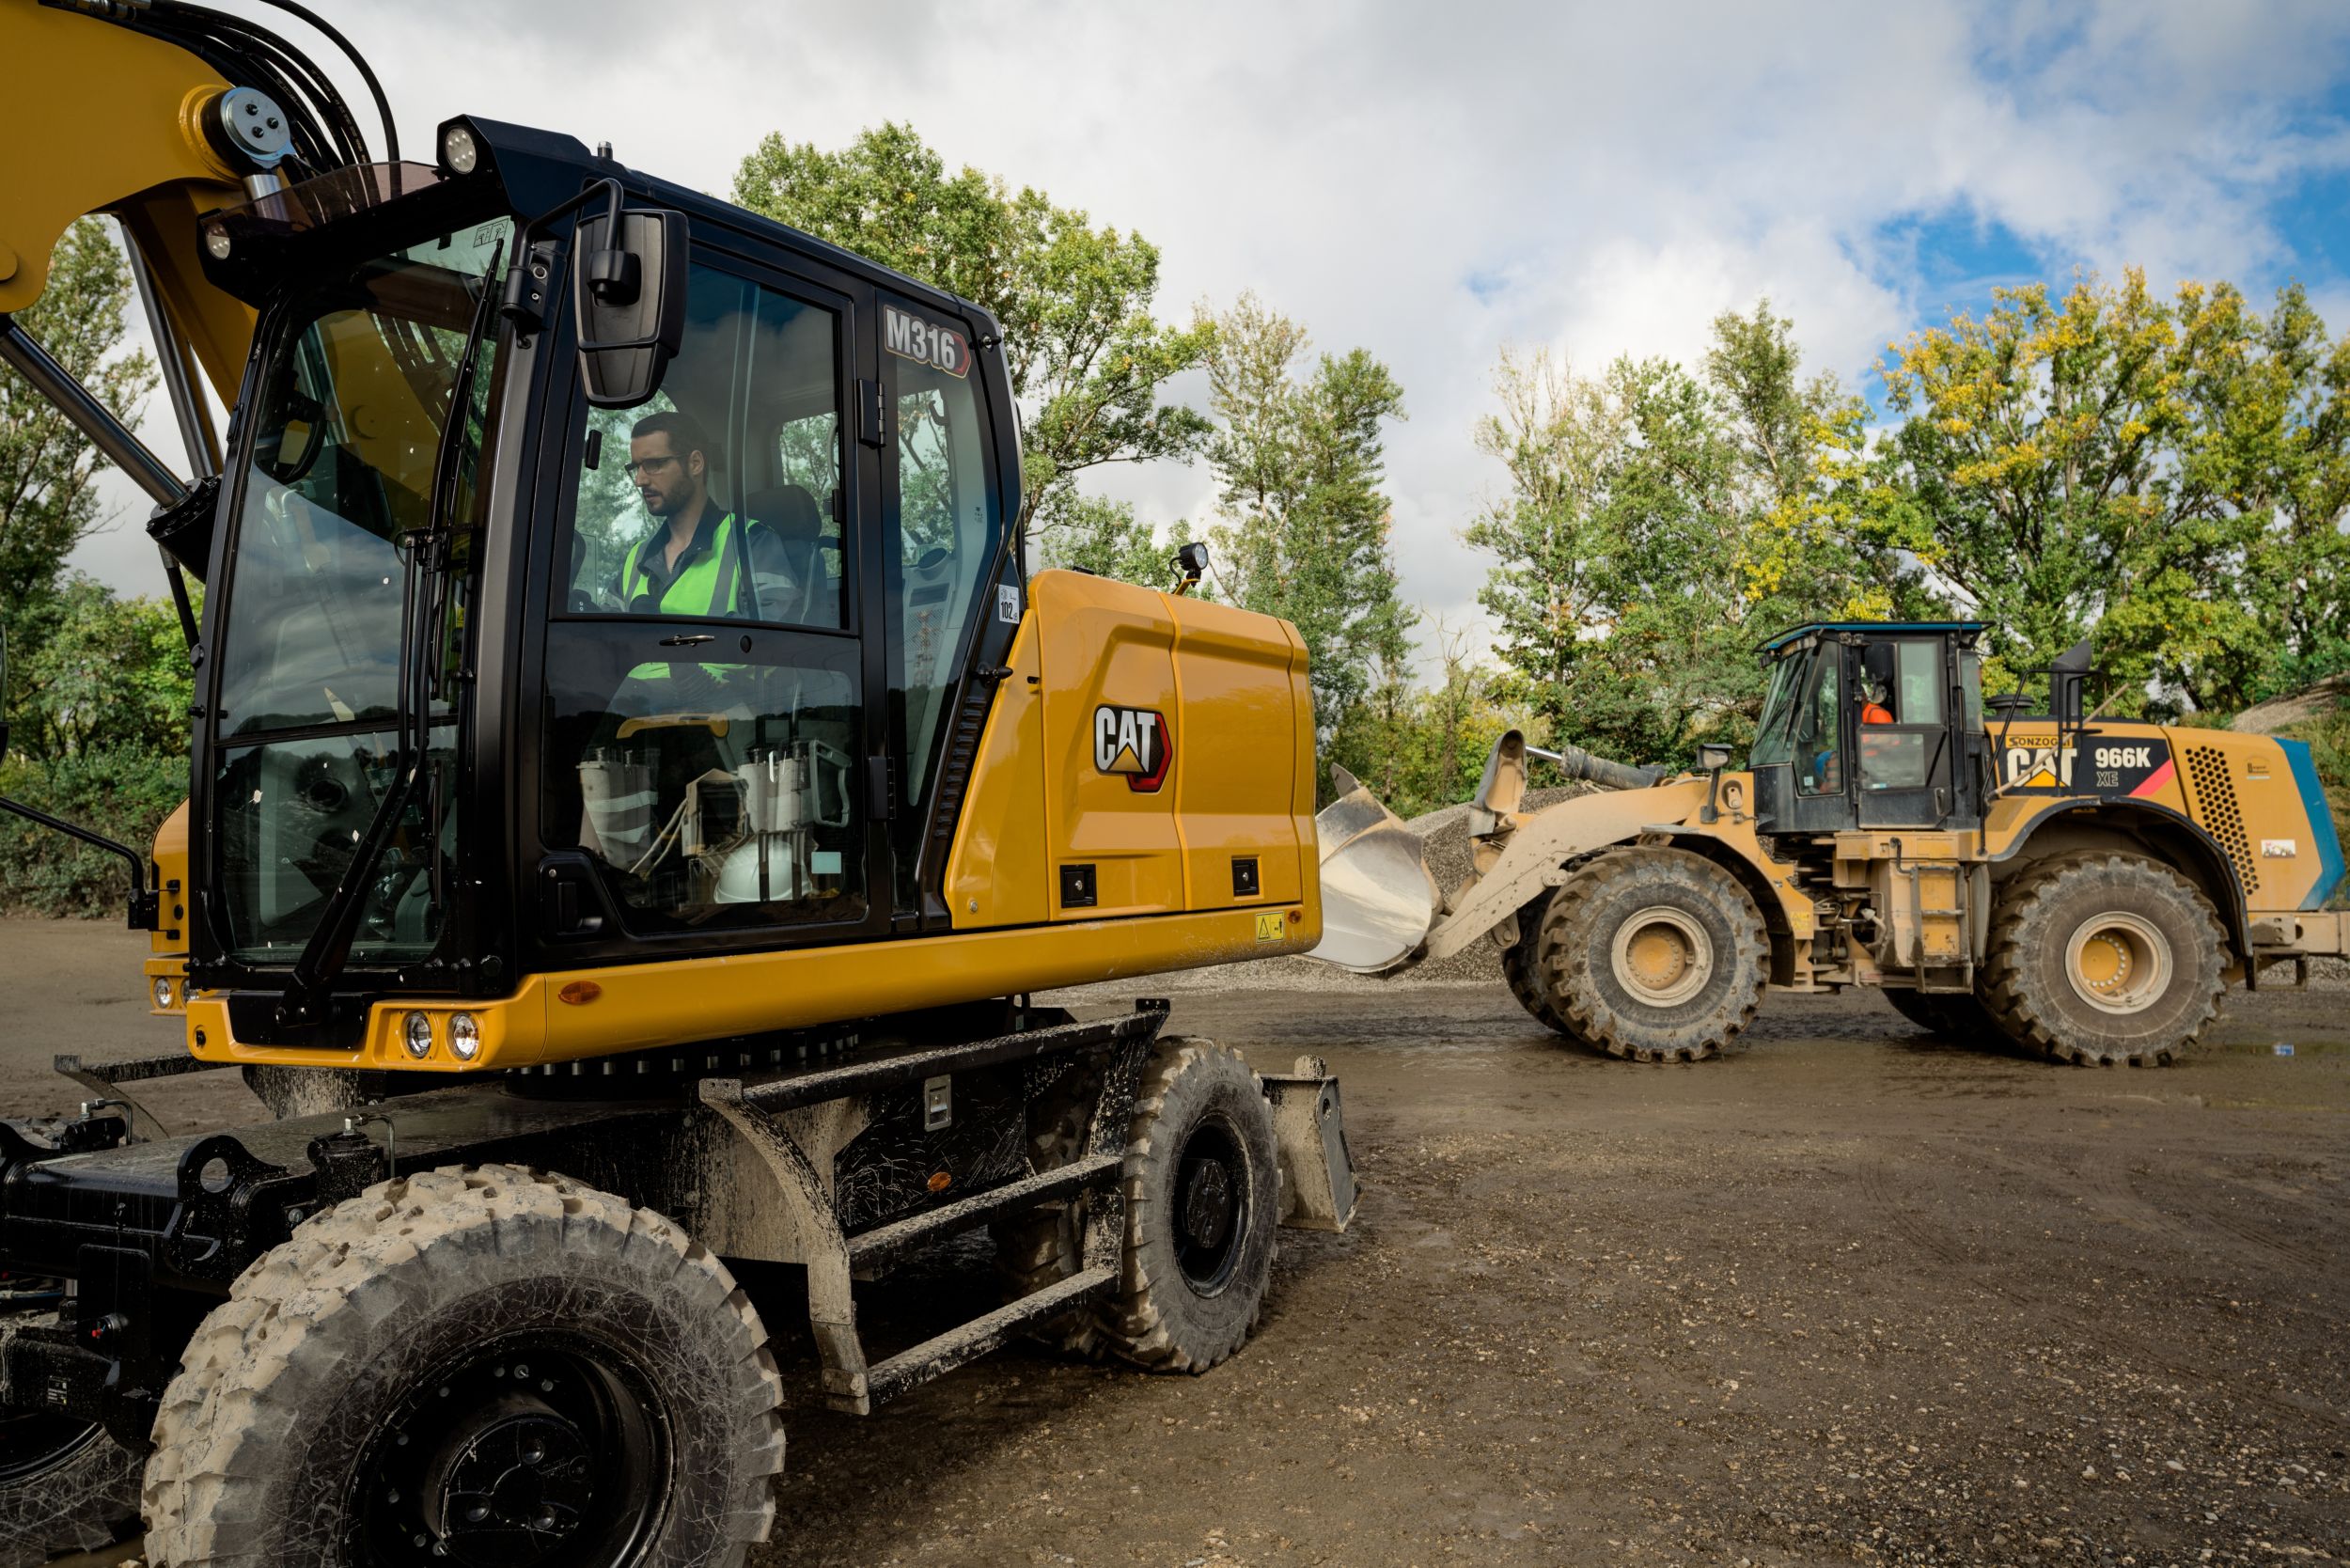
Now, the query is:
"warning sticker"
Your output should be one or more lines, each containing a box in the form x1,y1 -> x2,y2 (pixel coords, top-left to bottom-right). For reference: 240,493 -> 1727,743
884,304 -> 971,379
996,584 -> 1021,624
1255,911 -> 1286,942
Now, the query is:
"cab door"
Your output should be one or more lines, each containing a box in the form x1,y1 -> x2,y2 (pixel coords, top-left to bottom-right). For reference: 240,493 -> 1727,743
525,243 -> 891,962
1854,636 -> 1959,828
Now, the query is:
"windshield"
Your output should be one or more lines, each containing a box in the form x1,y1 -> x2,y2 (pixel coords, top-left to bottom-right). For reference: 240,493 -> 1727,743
211,220 -> 509,965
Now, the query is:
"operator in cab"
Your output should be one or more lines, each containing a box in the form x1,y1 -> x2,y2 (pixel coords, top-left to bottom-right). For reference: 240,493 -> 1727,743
618,411 -> 796,621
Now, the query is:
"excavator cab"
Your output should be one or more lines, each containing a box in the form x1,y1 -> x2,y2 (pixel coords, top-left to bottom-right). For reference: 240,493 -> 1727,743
171,120 -> 1029,1031
1747,621 -> 1993,836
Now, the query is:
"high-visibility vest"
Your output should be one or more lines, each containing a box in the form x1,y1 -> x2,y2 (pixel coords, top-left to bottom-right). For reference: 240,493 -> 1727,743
620,512 -> 747,617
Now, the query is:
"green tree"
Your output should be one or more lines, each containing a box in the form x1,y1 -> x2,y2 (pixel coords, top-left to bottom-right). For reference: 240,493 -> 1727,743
14,576 -> 195,760
0,217 -> 157,673
1040,493 -> 1171,586
732,124 -> 1213,549
1466,304 -> 1902,769
1201,294 -> 1414,768
1876,270 -> 2350,713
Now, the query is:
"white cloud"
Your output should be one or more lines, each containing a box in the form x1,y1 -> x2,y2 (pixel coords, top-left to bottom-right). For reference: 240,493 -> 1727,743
55,0 -> 2350,681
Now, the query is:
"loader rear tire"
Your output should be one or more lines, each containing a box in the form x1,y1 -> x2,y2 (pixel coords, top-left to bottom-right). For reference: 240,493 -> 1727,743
1982,853 -> 2225,1067
1881,986 -> 2004,1045
1533,847 -> 1767,1062
0,1402 -> 142,1568
142,1164 -> 785,1568
1094,1039 -> 1278,1373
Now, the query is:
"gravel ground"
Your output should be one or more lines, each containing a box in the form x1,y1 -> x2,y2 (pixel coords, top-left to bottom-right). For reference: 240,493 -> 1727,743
3,919 -> 2344,1566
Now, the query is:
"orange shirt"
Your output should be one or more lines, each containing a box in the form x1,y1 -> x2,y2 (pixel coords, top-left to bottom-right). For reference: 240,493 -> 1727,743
1860,701 -> 1893,724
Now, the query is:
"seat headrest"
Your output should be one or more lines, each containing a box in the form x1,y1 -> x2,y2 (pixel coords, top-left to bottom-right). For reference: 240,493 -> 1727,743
745,484 -> 825,542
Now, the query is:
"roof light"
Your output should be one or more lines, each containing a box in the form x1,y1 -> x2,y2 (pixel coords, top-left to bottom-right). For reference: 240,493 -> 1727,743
440,122 -> 479,177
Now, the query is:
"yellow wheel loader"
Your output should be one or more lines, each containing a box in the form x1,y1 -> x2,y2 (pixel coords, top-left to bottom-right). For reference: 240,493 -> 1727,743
1317,620 -> 2346,1065
0,4 -> 1352,1562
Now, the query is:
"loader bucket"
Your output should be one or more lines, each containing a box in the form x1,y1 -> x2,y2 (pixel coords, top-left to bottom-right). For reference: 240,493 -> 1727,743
1309,766 -> 1440,973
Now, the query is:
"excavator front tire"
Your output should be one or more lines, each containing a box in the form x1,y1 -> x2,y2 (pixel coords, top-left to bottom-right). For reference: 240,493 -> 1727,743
1532,847 -> 1767,1062
1982,853 -> 2225,1067
143,1164 -> 785,1568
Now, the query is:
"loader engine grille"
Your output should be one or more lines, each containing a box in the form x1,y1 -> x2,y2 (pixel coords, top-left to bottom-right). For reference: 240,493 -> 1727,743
2183,745 -> 2258,897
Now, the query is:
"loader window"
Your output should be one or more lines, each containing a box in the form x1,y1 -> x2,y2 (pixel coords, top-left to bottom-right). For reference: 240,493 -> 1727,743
1796,652 -> 1843,795
1857,639 -> 1944,792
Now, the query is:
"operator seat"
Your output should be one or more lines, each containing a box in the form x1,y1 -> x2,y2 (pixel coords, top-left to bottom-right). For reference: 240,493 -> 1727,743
744,484 -> 836,625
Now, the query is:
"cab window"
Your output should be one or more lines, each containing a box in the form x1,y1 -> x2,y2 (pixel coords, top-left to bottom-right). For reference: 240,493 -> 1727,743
1796,652 -> 1841,795
543,263 -> 866,934
886,304 -> 1001,815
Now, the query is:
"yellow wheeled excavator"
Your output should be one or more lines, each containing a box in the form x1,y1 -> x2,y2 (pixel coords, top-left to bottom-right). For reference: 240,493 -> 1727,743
1318,620 -> 2346,1065
0,4 -> 1352,1561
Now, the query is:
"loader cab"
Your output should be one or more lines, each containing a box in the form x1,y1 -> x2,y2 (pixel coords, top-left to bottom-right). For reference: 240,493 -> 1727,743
1747,622 -> 1990,838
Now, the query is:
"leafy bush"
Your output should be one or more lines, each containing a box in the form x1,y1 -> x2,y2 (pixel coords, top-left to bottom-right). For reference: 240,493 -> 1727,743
0,745 -> 188,918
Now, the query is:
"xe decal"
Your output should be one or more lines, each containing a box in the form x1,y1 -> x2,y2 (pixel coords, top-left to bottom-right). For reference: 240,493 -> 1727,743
1093,705 -> 1172,793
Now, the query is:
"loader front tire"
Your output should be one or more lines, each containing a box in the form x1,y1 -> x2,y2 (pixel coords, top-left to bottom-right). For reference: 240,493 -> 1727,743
1501,907 -> 1577,1038
143,1164 -> 785,1568
1533,847 -> 1767,1062
0,1400 -> 142,1568
1982,853 -> 2225,1067
1095,1039 -> 1278,1373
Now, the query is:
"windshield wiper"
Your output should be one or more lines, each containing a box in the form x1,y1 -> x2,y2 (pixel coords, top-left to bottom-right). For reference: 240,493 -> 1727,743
280,243 -> 505,1024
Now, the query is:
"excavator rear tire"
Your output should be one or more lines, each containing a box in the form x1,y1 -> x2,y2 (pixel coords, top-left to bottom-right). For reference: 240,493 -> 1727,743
1982,852 -> 2225,1067
143,1164 -> 786,1568
992,1060 -> 1106,1356
1881,986 -> 2006,1045
1093,1039 -> 1278,1372
1533,847 -> 1767,1062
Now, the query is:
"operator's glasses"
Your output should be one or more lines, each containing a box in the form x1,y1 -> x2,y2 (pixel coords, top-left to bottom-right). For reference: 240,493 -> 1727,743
623,454 -> 682,478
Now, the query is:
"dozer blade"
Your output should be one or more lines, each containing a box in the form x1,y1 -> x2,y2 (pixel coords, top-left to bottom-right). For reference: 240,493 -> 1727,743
1309,766 -> 1440,973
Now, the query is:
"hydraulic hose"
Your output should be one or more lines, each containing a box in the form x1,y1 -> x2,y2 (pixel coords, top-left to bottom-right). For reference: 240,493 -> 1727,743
1525,742 -> 1667,792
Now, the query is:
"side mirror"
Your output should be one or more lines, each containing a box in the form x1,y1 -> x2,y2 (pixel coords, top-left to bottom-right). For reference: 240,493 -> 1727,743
1696,742 -> 1732,773
572,207 -> 687,409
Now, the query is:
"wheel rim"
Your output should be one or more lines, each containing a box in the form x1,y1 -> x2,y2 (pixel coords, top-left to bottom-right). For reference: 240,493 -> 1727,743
1173,1114 -> 1248,1296
0,1408 -> 104,1488
2064,912 -> 2172,1015
1609,906 -> 1714,1008
348,1330 -> 670,1568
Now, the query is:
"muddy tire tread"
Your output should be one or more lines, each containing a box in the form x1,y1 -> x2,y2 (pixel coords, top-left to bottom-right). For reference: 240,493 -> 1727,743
1535,847 -> 1768,1062
141,1163 -> 785,1567
1981,852 -> 2226,1067
1094,1039 -> 1276,1374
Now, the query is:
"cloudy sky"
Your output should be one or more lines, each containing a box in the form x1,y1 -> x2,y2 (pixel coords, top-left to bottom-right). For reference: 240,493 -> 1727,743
69,0 -> 2350,668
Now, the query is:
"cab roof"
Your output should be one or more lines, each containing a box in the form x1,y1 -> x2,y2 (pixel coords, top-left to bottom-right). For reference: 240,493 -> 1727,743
1759,620 -> 1988,654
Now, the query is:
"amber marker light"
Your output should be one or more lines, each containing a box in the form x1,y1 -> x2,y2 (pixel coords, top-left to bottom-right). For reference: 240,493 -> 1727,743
558,980 -> 603,1006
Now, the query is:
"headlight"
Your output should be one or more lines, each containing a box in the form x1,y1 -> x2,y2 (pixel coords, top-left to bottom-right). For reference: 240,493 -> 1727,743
448,1012 -> 481,1061
151,977 -> 174,1010
402,1011 -> 434,1058
440,123 -> 479,176
202,222 -> 232,261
